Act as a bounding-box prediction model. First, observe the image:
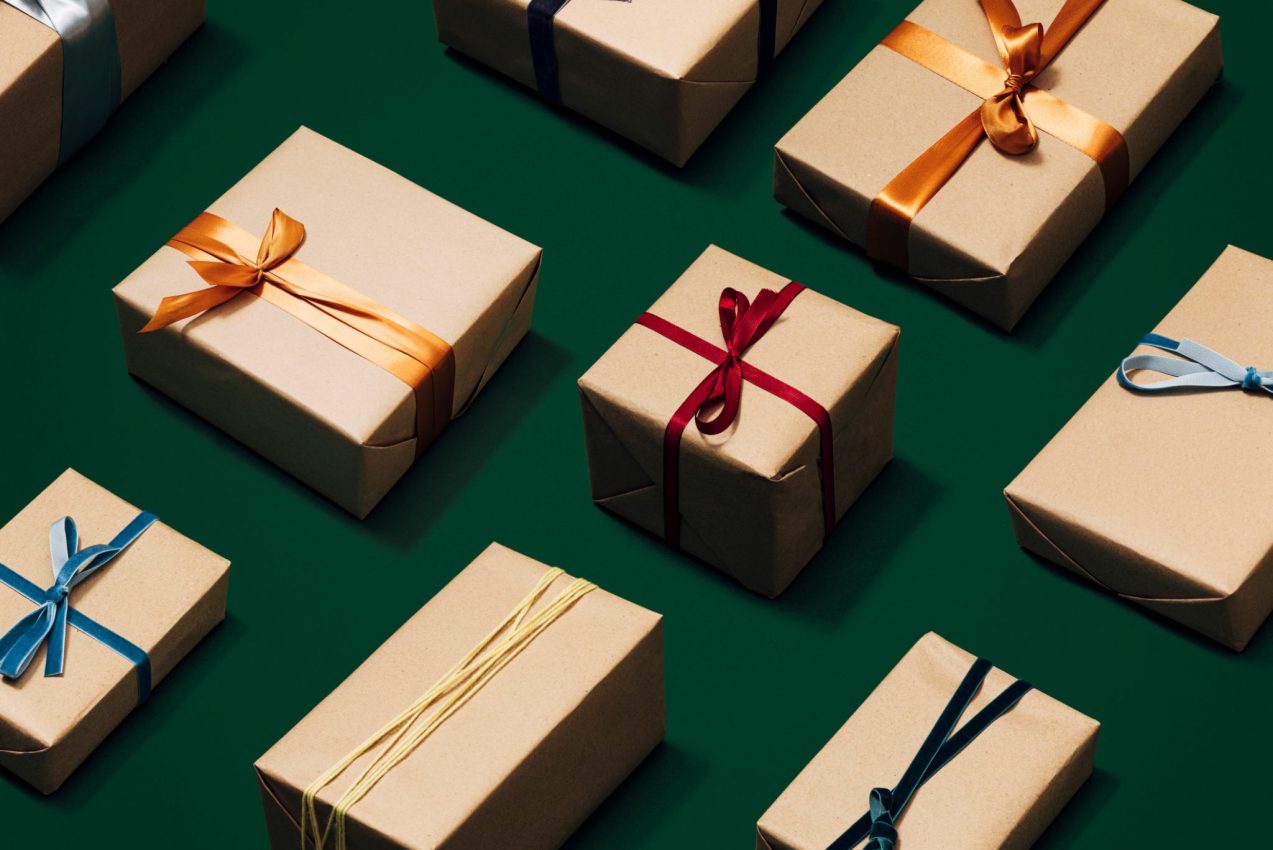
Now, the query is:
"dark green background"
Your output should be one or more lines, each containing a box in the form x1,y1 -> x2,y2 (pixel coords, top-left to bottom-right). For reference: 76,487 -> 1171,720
0,0 -> 1266,845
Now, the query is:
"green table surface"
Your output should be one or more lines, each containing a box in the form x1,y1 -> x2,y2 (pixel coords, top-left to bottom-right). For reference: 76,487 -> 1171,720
0,0 -> 1266,846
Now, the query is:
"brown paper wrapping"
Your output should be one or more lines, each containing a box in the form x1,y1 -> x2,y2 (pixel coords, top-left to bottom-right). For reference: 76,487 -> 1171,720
757,633 -> 1099,850
1006,246 -> 1273,650
0,469 -> 230,794
774,0 -> 1222,330
0,0 -> 205,224
254,543 -> 664,850
113,127 -> 542,519
578,246 -> 898,597
433,0 -> 824,166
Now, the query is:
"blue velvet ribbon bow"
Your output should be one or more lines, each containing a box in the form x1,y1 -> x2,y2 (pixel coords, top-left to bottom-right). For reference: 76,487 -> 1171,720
527,0 -> 779,103
826,658 -> 1033,850
0,511 -> 156,702
2,0 -> 122,163
1117,333 -> 1273,394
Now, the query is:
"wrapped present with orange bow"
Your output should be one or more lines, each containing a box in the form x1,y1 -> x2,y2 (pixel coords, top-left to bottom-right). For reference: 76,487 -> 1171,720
578,246 -> 899,597
774,0 -> 1222,330
113,127 -> 541,518
0,0 -> 204,224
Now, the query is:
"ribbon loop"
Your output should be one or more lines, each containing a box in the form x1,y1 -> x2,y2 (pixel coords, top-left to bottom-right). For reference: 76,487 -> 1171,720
866,788 -> 898,850
0,512 -> 156,694
1117,334 -> 1273,395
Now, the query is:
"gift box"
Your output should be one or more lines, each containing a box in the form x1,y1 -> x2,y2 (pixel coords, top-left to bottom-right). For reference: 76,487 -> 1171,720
0,469 -> 229,794
1006,246 -> 1273,650
756,633 -> 1099,850
434,0 -> 823,166
774,0 -> 1222,330
113,127 -> 542,519
0,0 -> 204,224
578,246 -> 899,597
254,543 -> 664,850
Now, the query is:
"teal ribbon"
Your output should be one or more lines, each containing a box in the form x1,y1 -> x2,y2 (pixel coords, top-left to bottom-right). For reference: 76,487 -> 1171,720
4,0 -> 122,163
1118,333 -> 1273,394
0,512 -> 156,702
827,658 -> 1033,850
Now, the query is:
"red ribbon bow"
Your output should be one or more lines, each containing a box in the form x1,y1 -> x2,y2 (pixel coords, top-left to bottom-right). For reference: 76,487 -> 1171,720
636,282 -> 836,545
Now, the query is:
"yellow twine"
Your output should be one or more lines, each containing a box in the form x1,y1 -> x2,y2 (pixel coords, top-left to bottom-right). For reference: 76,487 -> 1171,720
298,567 -> 596,850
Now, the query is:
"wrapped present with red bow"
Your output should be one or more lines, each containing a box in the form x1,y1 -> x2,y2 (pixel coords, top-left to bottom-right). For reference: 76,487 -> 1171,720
578,246 -> 899,597
112,127 -> 541,518
774,0 -> 1222,330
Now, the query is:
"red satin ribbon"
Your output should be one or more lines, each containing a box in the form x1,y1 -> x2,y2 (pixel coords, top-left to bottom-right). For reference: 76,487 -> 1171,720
635,282 -> 836,545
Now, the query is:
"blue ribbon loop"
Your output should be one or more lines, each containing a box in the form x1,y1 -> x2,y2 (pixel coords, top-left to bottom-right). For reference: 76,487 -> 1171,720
1118,333 -> 1273,394
3,0 -> 123,163
826,658 -> 1033,850
0,511 -> 156,703
528,0 -> 780,103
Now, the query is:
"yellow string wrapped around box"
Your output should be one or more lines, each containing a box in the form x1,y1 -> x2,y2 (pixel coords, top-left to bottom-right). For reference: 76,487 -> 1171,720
298,568 -> 597,850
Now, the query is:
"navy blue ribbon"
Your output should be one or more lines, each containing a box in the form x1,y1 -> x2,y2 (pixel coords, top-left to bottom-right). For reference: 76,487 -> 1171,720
827,658 -> 1034,850
0,511 -> 156,703
528,0 -> 780,103
1117,333 -> 1273,394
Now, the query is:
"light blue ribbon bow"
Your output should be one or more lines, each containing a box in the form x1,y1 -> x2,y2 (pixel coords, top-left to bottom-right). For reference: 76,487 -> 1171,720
0,511 -> 155,701
3,0 -> 122,163
1117,333 -> 1273,394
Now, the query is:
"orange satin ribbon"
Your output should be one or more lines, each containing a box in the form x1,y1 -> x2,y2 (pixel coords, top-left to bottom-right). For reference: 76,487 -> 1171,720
867,0 -> 1130,271
140,209 -> 456,455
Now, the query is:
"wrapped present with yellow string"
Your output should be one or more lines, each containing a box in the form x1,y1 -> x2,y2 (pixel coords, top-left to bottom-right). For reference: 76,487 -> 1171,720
774,0 -> 1222,330
112,127 -> 542,518
0,0 -> 205,224
254,543 -> 664,850
0,469 -> 230,794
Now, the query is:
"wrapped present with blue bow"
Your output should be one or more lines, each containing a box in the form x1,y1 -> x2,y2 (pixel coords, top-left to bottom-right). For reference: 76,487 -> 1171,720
756,633 -> 1099,850
433,0 -> 824,166
0,0 -> 204,224
0,469 -> 229,793
1007,246 -> 1273,650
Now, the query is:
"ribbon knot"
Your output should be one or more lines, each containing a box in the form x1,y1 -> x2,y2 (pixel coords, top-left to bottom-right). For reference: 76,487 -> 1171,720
693,287 -> 789,436
1117,334 -> 1273,396
0,512 -> 156,686
981,22 -> 1044,155
866,788 -> 898,850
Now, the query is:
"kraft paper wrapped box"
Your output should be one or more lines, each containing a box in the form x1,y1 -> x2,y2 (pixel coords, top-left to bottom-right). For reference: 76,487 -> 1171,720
1006,246 -> 1273,651
0,0 -> 204,224
255,543 -> 664,850
0,469 -> 230,794
774,0 -> 1222,330
434,0 -> 824,166
113,127 -> 542,519
757,633 -> 1099,850
579,246 -> 899,597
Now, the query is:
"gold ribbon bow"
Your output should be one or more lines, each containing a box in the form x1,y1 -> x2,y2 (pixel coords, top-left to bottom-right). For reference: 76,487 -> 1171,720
867,0 -> 1130,271
140,209 -> 456,455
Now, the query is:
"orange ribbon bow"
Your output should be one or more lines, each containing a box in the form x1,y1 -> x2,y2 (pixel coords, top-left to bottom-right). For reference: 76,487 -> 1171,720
141,209 -> 456,454
867,0 -> 1130,271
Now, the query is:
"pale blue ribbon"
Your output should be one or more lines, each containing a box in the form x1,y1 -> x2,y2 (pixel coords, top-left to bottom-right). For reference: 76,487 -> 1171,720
0,512 -> 156,701
4,0 -> 122,163
1117,333 -> 1273,394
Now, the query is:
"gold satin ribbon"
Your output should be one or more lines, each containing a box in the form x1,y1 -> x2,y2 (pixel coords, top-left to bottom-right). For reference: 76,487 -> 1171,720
140,209 -> 456,455
867,0 -> 1130,271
